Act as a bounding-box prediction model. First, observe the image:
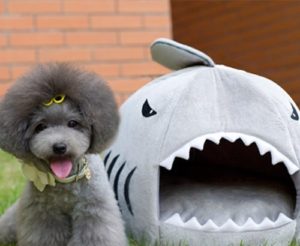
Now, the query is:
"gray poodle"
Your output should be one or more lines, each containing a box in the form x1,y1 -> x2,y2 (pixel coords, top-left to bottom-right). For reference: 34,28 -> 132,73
0,63 -> 127,246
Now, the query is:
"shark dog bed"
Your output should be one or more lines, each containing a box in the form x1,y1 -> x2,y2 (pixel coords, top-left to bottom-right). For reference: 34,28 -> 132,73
103,38 -> 300,246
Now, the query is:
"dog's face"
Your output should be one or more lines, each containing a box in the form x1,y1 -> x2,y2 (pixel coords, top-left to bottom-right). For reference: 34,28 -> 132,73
0,63 -> 119,178
27,99 -> 91,178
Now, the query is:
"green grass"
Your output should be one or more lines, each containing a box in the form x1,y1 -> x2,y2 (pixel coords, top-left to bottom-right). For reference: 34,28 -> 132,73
0,151 -> 25,215
0,150 -> 299,246
0,151 -> 24,246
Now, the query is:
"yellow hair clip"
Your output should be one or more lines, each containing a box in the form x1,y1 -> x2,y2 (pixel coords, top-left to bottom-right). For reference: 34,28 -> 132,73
43,94 -> 66,107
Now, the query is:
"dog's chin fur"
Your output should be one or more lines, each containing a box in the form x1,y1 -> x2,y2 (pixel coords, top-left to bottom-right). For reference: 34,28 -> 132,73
0,63 -> 127,246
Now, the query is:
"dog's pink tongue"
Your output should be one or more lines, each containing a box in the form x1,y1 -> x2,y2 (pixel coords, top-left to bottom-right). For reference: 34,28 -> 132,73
50,160 -> 72,179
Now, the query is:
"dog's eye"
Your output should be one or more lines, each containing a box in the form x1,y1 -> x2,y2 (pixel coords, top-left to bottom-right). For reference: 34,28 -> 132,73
35,123 -> 47,133
68,120 -> 78,128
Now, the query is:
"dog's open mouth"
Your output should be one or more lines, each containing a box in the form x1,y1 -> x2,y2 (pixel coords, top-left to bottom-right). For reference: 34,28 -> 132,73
50,159 -> 73,179
159,133 -> 298,232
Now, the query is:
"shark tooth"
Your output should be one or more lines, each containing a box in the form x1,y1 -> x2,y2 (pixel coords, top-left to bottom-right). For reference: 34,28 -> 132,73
270,150 -> 282,165
258,217 -> 274,230
207,134 -> 221,144
240,135 -> 254,146
160,155 -> 174,170
191,138 -> 206,151
201,219 -> 218,231
275,213 -> 293,226
159,132 -> 299,175
256,142 -> 269,155
222,133 -> 238,143
163,214 -> 293,232
184,217 -> 202,230
269,149 -> 298,174
219,218 -> 240,232
286,162 -> 299,175
164,213 -> 185,227
281,157 -> 299,175
242,217 -> 258,231
176,144 -> 190,160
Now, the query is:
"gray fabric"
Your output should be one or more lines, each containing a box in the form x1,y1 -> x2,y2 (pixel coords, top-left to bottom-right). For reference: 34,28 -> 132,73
160,221 -> 296,246
104,39 -> 300,245
160,178 -> 294,225
151,38 -> 215,70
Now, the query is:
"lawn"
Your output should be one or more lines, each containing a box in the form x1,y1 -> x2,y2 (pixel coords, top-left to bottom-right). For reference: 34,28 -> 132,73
0,150 -> 299,246
0,151 -> 25,215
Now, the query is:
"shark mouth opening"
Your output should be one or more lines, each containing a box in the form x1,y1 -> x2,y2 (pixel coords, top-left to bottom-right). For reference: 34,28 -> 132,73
159,133 -> 298,232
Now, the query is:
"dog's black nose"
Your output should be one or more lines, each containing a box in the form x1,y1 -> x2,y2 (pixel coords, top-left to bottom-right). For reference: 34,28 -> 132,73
53,143 -> 67,155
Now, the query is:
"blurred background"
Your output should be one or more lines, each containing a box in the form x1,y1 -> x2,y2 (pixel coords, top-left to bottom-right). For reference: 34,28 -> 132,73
0,0 -> 299,105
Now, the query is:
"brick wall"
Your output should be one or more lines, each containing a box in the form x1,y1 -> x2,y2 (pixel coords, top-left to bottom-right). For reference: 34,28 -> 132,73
171,0 -> 300,104
0,0 -> 171,104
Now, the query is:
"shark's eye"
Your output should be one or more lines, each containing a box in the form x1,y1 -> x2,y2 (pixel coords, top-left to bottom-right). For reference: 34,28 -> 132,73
142,99 -> 157,118
291,103 -> 299,121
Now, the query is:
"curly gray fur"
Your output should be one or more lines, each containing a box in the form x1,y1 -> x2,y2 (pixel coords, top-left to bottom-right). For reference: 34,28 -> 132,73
0,63 -> 127,246
0,63 -> 119,160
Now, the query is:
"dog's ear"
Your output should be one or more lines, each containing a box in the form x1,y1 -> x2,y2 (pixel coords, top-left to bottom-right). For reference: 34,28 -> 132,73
87,104 -> 119,154
0,97 -> 31,159
76,75 -> 119,154
86,96 -> 119,153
